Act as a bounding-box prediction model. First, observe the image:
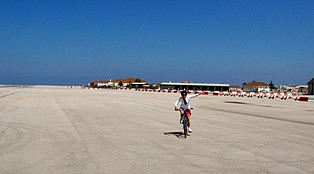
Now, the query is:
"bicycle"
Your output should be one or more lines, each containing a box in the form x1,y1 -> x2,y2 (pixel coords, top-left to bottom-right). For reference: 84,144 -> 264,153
177,108 -> 193,138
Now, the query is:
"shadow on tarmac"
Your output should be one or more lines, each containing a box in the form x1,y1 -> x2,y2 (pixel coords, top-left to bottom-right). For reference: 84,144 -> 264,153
164,131 -> 185,139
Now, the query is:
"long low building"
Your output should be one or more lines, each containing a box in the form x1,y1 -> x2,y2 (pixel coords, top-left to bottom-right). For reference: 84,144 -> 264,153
160,82 -> 229,91
89,78 -> 146,88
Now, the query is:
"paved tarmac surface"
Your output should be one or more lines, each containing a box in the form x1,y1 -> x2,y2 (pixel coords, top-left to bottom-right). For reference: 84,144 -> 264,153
0,86 -> 314,174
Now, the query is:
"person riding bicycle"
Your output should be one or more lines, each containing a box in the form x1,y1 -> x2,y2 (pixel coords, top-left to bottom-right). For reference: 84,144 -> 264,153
174,90 -> 201,133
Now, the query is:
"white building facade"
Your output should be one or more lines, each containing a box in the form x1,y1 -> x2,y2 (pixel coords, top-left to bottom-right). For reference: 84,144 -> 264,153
243,82 -> 270,93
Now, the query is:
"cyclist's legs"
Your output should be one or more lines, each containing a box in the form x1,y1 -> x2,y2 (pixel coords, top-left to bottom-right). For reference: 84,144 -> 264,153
179,109 -> 184,118
186,113 -> 191,128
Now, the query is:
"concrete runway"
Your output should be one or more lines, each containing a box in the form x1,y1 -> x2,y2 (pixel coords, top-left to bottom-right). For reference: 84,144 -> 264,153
0,86 -> 314,174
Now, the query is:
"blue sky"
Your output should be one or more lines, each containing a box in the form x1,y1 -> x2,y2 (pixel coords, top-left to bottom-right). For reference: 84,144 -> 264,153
0,0 -> 313,85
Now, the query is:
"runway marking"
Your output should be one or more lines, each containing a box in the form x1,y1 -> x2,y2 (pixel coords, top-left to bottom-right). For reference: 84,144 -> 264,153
224,101 -> 283,109
0,91 -> 22,99
55,99 -> 101,171
202,106 -> 314,126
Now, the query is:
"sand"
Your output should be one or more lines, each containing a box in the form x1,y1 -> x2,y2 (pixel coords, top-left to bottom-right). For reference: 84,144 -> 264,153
0,86 -> 314,173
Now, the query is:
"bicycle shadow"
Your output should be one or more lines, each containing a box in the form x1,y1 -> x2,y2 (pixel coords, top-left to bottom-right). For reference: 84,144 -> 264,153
164,131 -> 185,139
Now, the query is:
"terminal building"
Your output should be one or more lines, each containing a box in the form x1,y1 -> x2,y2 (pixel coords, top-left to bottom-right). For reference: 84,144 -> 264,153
160,82 -> 229,91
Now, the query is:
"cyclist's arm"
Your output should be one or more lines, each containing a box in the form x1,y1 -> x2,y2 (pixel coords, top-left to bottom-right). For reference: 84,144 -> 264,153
174,97 -> 181,110
189,93 -> 200,98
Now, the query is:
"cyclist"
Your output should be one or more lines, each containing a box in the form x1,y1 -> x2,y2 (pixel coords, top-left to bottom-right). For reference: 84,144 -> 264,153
174,90 -> 201,133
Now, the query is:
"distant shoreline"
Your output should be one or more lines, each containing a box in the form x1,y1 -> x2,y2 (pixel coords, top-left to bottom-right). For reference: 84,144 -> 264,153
0,84 -> 83,87
0,84 -> 76,88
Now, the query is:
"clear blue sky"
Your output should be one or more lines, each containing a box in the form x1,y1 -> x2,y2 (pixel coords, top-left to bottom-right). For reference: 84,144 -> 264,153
1,0 -> 313,85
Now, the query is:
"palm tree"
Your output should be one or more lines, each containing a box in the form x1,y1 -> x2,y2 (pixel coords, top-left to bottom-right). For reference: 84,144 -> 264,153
242,82 -> 247,90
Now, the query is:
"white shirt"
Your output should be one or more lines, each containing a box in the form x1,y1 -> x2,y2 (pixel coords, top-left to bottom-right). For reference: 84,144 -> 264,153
174,94 -> 199,110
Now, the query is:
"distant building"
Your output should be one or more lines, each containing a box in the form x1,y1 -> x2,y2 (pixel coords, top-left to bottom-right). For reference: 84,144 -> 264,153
243,81 -> 270,93
130,82 -> 148,89
89,78 -> 146,88
295,85 -> 308,94
229,85 -> 242,92
160,82 -> 229,91
308,78 -> 314,95
286,86 -> 297,92
112,78 -> 146,87
89,80 -> 113,88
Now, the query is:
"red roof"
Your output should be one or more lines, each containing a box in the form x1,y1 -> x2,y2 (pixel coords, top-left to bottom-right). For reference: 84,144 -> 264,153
91,80 -> 110,83
113,78 -> 146,83
229,85 -> 241,88
244,81 -> 269,87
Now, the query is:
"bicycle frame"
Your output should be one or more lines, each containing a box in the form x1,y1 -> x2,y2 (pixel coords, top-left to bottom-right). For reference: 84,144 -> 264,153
182,111 -> 189,138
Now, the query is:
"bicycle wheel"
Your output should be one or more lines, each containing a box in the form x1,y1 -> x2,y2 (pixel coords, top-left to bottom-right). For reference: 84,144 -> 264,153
183,117 -> 188,138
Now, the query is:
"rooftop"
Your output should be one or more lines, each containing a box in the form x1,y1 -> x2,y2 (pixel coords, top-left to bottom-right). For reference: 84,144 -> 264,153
244,81 -> 269,87
161,82 -> 229,87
